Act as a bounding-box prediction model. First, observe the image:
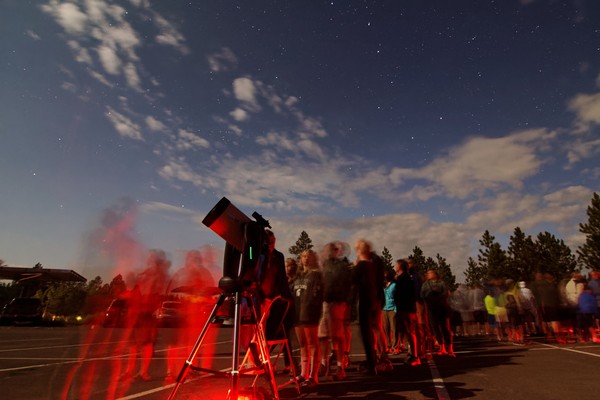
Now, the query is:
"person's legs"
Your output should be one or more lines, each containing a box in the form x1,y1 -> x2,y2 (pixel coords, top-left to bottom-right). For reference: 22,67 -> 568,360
295,326 -> 308,379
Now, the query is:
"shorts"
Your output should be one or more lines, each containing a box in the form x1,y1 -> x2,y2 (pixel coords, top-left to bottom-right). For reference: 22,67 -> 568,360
321,301 -> 348,340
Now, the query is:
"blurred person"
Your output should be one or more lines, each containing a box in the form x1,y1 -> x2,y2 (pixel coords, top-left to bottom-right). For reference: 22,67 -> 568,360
394,259 -> 420,365
382,270 -> 397,354
122,249 -> 171,381
470,283 -> 487,335
352,239 -> 384,375
517,281 -> 540,336
484,288 -> 497,337
504,279 -> 525,343
577,283 -> 598,342
320,241 -> 353,380
164,249 -> 216,383
531,273 -> 562,340
407,259 -> 428,360
453,284 -> 473,336
258,229 -> 295,371
421,270 -> 454,357
291,249 -> 324,387
286,257 -> 300,286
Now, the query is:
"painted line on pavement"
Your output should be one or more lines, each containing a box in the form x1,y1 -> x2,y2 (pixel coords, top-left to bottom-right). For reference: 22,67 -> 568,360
427,358 -> 451,400
537,342 -> 600,358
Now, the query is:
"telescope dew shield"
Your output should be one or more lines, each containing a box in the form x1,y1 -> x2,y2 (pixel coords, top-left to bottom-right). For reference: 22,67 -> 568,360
202,197 -> 251,252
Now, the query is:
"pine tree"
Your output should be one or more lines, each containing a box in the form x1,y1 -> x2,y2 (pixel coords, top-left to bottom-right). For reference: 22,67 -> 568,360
381,247 -> 394,272
409,246 -> 427,276
577,192 -> 600,271
507,227 -> 537,282
464,256 -> 485,286
435,253 -> 457,291
535,231 -> 577,280
288,231 -> 314,261
477,230 -> 507,280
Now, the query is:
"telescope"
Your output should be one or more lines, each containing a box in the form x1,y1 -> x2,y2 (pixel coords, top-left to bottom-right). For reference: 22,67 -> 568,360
201,197 -> 271,291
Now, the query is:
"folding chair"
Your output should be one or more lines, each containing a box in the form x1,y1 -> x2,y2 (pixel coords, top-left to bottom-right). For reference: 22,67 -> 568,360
242,295 -> 301,395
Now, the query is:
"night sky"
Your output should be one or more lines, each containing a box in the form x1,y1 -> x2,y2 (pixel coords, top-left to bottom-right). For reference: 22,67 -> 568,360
1,0 -> 599,282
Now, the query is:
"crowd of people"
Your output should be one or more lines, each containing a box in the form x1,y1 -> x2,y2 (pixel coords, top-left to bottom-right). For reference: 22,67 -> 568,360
67,230 -> 600,397
455,271 -> 600,345
281,238 -> 460,388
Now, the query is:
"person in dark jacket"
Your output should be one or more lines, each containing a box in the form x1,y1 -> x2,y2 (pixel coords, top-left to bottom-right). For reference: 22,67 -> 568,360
258,230 -> 295,370
394,259 -> 421,365
421,270 -> 455,356
352,239 -> 383,375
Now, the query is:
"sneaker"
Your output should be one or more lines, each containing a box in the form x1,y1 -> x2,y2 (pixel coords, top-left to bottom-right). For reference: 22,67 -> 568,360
301,378 -> 317,388
406,356 -> 421,366
393,348 -> 402,355
294,375 -> 306,385
342,353 -> 350,368
333,367 -> 346,381
318,363 -> 329,376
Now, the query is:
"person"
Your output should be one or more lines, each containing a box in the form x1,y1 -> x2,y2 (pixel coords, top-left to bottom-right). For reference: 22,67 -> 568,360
531,272 -> 562,341
517,281 -> 539,336
122,249 -> 171,381
352,239 -> 384,375
470,283 -> 487,335
320,241 -> 353,380
393,259 -> 420,365
286,257 -> 299,287
164,249 -> 216,383
577,283 -> 598,342
483,287 -> 497,337
292,249 -> 324,387
258,230 -> 295,371
421,270 -> 454,357
382,270 -> 397,355
408,259 -> 428,360
504,279 -> 525,343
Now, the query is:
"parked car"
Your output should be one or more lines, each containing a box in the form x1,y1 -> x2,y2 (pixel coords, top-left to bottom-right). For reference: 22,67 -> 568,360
101,298 -> 128,328
154,301 -> 182,327
0,297 -> 44,325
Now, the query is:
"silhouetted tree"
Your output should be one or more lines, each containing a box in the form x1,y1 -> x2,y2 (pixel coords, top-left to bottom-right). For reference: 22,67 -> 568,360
577,192 -> 600,271
464,257 -> 485,286
381,247 -> 394,272
434,253 -> 457,291
288,231 -> 313,260
507,227 -> 537,281
535,231 -> 577,280
478,230 -> 507,279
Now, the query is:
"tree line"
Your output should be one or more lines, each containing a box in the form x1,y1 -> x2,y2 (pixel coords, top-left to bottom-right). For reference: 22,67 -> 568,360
1,193 -> 599,320
287,192 -> 600,291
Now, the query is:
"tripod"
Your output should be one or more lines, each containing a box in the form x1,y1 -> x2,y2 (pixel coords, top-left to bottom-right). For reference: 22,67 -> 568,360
167,278 -> 279,400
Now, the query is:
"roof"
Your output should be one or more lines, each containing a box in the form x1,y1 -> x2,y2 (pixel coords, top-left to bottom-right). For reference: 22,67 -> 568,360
0,267 -> 86,283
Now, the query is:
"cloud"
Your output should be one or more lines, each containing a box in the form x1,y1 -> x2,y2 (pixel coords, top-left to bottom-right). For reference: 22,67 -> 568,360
42,1 -> 88,35
97,44 -> 121,75
233,77 -> 261,112
568,92 -> 600,131
230,108 -> 249,122
390,128 -> 554,200
159,157 -> 203,185
26,29 -> 41,40
105,106 -> 143,141
141,201 -> 194,215
176,129 -> 210,150
145,116 -> 167,132
208,47 -> 238,72
44,0 -> 187,93
151,12 -> 190,54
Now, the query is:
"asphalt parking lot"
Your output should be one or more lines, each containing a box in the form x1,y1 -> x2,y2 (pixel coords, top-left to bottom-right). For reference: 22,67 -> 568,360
1,324 -> 600,400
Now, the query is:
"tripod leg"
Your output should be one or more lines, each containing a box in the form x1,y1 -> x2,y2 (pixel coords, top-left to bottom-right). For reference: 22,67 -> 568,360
227,291 -> 243,400
249,298 -> 280,400
167,293 -> 226,400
